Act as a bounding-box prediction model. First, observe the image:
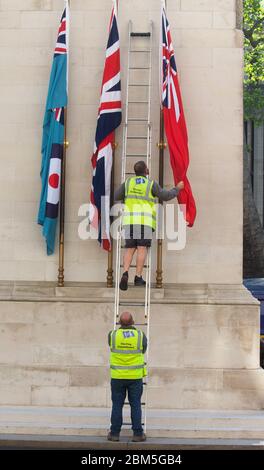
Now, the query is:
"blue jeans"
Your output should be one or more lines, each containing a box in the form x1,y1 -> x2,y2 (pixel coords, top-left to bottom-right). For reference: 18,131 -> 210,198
110,378 -> 143,436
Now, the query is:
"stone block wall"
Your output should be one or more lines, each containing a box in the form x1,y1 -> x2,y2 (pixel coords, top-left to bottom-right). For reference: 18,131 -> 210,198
0,0 -> 243,283
0,290 -> 263,410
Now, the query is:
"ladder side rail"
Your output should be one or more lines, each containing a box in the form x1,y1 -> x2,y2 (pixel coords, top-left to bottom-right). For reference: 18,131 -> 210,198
144,249 -> 149,319
114,21 -> 133,327
146,21 -> 153,173
143,247 -> 151,434
143,21 -> 153,435
114,228 -> 122,326
122,20 -> 132,183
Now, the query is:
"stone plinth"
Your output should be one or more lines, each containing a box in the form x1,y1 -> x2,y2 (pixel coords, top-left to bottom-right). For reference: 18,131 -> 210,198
0,282 -> 263,411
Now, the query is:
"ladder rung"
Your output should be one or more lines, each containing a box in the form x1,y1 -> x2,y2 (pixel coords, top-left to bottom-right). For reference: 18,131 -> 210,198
126,154 -> 148,157
115,322 -> 148,326
119,303 -> 146,307
131,32 -> 151,37
124,402 -> 146,406
128,101 -> 148,104
120,246 -> 150,250
129,67 -> 150,70
121,264 -> 147,268
129,84 -> 149,87
123,422 -> 145,426
130,50 -> 151,53
125,172 -> 135,175
115,322 -> 147,326
127,136 -> 148,140
127,119 -> 148,122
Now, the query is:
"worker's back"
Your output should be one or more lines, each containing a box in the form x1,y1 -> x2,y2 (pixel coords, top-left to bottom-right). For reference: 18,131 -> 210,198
123,176 -> 157,230
109,327 -> 146,380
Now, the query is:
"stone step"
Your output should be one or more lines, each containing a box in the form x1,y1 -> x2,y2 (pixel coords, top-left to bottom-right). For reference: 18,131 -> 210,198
0,283 -> 164,303
0,407 -> 264,439
1,434 -> 264,450
0,281 -> 258,305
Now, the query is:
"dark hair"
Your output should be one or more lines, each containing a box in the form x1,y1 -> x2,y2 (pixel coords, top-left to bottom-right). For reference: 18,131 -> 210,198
134,160 -> 147,176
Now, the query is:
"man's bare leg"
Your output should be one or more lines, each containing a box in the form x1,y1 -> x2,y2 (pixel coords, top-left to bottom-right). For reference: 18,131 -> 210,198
119,248 -> 136,291
136,246 -> 147,277
123,247 -> 136,272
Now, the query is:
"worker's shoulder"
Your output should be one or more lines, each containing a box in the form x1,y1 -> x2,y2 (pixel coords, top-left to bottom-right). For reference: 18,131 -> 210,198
150,179 -> 159,194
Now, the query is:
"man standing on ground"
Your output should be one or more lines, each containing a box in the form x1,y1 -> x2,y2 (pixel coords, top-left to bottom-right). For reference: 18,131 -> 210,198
108,311 -> 147,442
115,160 -> 184,290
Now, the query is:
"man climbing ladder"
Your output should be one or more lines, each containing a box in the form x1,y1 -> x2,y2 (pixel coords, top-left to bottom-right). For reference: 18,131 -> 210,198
115,160 -> 184,291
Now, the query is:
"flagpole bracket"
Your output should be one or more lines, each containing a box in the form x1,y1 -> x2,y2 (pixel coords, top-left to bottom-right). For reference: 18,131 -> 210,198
64,141 -> 69,149
157,141 -> 167,149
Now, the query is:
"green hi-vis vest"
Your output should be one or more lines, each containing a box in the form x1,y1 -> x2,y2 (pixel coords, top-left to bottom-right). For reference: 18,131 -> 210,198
122,176 -> 157,230
110,328 -> 147,379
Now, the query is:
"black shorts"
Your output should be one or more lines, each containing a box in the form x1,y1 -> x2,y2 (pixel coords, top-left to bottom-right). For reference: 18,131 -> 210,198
124,225 -> 153,248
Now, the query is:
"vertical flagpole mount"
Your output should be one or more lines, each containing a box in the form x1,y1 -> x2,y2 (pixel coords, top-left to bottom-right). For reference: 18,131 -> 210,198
156,0 -> 167,289
58,108 -> 69,287
107,142 -> 117,288
156,112 -> 166,289
58,0 -> 69,288
107,0 -> 118,288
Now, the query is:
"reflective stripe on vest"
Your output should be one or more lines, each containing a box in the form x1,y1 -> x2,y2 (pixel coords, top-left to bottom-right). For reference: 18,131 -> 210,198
123,212 -> 156,220
110,364 -> 144,370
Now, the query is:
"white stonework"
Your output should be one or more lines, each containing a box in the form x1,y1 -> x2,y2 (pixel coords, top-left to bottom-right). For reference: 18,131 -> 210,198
0,283 -> 263,411
0,0 -> 243,284
1,0 -> 263,419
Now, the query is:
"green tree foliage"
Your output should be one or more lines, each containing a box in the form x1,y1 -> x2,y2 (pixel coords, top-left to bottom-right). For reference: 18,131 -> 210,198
243,0 -> 264,122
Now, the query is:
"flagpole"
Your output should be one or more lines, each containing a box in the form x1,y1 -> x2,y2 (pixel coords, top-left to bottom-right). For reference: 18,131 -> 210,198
156,111 -> 166,288
58,0 -> 69,287
107,0 -> 118,288
156,0 -> 167,288
58,109 -> 69,287
107,142 -> 116,288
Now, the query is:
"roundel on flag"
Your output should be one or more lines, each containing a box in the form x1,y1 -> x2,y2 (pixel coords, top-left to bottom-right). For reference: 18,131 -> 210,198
49,173 -> 60,189
46,143 -> 63,219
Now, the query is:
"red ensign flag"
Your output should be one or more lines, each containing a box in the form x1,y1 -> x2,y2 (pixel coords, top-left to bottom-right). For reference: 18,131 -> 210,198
161,5 -> 196,227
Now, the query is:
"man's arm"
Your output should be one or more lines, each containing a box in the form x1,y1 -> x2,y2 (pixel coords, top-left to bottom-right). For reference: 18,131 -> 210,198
152,181 -> 180,201
108,331 -> 112,347
142,333 -> 148,354
114,182 -> 126,202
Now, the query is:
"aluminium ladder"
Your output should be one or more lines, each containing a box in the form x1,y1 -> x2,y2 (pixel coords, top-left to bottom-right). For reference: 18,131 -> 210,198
113,21 -> 153,435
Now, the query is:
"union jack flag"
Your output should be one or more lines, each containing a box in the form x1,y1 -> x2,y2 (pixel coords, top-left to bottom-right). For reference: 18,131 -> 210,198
161,4 -> 196,227
54,7 -> 67,56
53,7 -> 68,128
90,0 -> 122,251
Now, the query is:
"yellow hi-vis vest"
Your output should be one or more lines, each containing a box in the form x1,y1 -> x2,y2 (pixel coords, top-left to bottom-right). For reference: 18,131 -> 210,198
110,328 -> 146,379
122,176 -> 157,230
